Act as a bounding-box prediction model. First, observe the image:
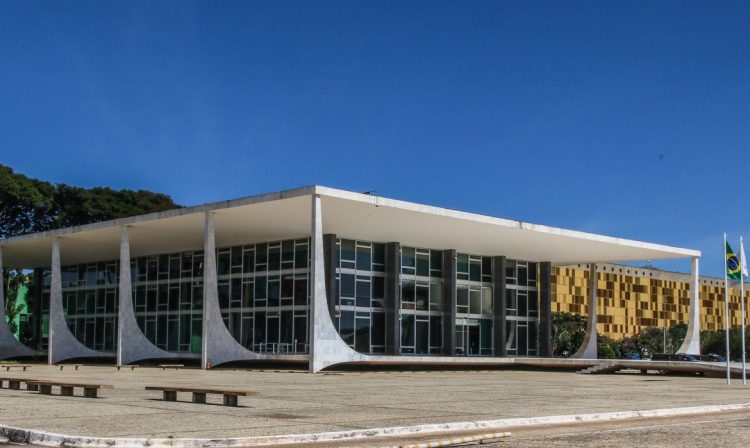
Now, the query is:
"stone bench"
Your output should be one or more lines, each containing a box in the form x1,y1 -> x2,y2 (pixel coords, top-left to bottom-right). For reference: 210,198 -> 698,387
158,364 -> 184,370
115,365 -> 138,371
55,364 -> 82,371
145,386 -> 253,407
1,365 -> 31,372
0,377 -> 39,391
28,381 -> 112,398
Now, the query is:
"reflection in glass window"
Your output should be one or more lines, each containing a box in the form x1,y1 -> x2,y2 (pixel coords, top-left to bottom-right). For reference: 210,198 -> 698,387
335,239 -> 387,354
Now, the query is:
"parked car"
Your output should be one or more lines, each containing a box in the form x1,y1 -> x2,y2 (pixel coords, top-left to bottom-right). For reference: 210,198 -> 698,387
650,353 -> 699,362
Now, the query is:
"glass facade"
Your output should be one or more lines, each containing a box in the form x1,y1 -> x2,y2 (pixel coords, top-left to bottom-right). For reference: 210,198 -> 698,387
455,254 -> 493,356
505,260 -> 538,356
35,233 -> 540,359
59,262 -> 120,351
333,239 -> 386,354
400,247 -> 443,355
132,251 -> 204,352
217,239 -> 310,354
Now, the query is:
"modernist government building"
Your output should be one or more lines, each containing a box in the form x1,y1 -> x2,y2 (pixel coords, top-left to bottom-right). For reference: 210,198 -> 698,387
0,186 -> 740,371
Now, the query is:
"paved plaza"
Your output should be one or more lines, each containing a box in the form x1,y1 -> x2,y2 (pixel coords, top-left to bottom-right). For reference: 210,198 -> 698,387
1,365 -> 750,440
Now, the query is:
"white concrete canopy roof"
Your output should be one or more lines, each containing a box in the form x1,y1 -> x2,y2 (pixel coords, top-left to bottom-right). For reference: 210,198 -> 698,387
0,185 -> 699,268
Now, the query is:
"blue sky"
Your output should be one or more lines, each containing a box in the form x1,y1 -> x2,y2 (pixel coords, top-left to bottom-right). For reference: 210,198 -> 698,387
1,1 -> 748,276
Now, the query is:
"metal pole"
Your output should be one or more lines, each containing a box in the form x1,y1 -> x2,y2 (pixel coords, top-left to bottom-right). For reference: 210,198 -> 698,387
741,236 -> 746,385
725,233 -> 731,385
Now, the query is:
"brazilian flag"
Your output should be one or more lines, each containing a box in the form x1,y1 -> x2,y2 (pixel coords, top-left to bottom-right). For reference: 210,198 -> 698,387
727,242 -> 742,281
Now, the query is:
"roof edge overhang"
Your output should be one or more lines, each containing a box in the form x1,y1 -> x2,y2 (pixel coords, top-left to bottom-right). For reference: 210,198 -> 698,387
0,186 -> 317,246
0,185 -> 700,263
313,186 -> 701,259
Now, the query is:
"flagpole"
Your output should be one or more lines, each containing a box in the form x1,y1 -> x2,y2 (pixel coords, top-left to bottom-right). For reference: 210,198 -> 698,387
741,235 -> 747,385
725,233 -> 731,385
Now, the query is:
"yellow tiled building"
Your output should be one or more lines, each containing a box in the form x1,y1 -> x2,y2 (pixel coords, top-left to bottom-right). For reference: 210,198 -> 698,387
553,263 -> 750,341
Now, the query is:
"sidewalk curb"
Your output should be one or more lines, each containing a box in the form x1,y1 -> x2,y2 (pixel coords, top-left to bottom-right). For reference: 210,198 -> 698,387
2,402 -> 750,447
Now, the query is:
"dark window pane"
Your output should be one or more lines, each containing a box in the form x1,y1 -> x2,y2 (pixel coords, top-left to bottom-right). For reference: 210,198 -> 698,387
470,289 -> 482,314
340,311 -> 355,346
256,243 -> 267,266
282,275 -> 294,298
268,279 -> 280,306
356,280 -> 370,307
416,285 -> 429,311
243,250 -> 255,273
469,260 -> 481,282
294,316 -> 307,350
280,311 -> 293,345
217,251 -> 230,276
355,318 -> 370,353
430,282 -> 443,311
457,254 -> 469,274
416,320 -> 429,354
341,240 -> 355,262
402,247 -> 416,268
430,250 -> 443,274
218,283 -> 230,309
282,240 -> 295,261
341,274 -> 355,298
255,276 -> 267,300
402,280 -> 415,303
294,278 -> 307,306
372,243 -> 385,266
401,315 -> 415,348
356,245 -> 371,271
518,266 -> 528,285
430,316 -> 442,348
372,276 -> 385,300
243,282 -> 253,307
518,325 -> 528,356
416,252 -> 429,277
529,290 -> 538,312
268,246 -> 281,271
482,257 -> 493,278
230,246 -> 242,267
295,244 -> 308,269
372,312 -> 385,346
519,293 -> 528,316
457,286 -> 469,307
267,317 -> 279,344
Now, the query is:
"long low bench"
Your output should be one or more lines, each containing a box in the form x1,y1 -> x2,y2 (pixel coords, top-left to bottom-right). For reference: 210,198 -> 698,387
55,364 -> 82,371
145,386 -> 253,407
158,364 -> 184,370
0,378 -> 39,391
28,381 -> 112,398
1,365 -> 31,372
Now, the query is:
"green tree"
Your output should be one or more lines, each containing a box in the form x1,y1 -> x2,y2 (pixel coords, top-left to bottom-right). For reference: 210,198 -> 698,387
551,312 -> 587,356
701,329 -> 750,361
597,334 -> 621,359
3,268 -> 27,335
0,164 -> 181,239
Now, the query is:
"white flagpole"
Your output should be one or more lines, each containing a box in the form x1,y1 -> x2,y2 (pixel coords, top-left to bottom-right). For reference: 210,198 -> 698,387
741,236 -> 747,385
725,233 -> 731,385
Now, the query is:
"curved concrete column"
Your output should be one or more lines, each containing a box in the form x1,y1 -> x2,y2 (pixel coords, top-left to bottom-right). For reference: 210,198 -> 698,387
0,246 -> 44,360
117,226 -> 182,366
48,237 -> 112,365
677,256 -> 701,354
310,195 -> 368,373
201,211 -> 265,369
572,263 -> 598,359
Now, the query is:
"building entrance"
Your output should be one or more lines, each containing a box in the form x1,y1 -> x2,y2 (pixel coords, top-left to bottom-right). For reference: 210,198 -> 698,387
455,318 -> 480,356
